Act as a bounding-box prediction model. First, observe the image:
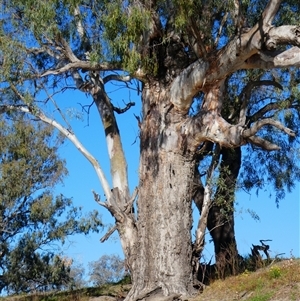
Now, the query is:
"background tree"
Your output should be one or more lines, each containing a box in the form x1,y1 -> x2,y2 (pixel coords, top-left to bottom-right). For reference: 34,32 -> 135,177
88,254 -> 125,286
0,0 -> 300,300
68,261 -> 87,289
0,114 -> 102,294
194,70 -> 300,274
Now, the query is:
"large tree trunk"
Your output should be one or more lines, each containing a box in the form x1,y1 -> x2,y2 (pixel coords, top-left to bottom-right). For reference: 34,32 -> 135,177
125,81 -> 197,300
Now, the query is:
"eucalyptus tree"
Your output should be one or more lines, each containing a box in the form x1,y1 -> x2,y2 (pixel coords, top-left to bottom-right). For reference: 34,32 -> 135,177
0,115 -> 102,294
1,0 -> 300,300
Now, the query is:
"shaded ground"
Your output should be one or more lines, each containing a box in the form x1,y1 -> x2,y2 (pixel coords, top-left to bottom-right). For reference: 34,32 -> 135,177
2,258 -> 299,301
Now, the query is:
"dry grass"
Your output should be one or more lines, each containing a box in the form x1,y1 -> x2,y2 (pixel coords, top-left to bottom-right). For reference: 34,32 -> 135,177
190,258 -> 300,301
1,283 -> 131,301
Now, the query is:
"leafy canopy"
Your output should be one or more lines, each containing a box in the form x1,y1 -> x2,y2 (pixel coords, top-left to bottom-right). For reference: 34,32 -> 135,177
0,114 -> 102,294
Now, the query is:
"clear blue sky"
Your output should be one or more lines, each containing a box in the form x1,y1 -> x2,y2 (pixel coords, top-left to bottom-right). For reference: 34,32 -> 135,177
53,83 -> 299,276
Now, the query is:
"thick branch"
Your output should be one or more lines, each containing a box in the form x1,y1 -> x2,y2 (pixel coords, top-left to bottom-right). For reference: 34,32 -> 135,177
69,71 -> 131,200
169,35 -> 256,111
186,109 -> 294,151
246,136 -> 281,151
169,3 -> 299,113
90,74 -> 130,199
41,61 -> 120,77
243,118 -> 295,138
245,46 -> 300,69
261,0 -> 282,27
266,26 -> 300,50
186,112 -> 245,148
170,59 -> 210,111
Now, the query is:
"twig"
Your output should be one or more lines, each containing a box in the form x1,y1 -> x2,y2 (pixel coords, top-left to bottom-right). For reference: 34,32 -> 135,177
112,102 -> 135,114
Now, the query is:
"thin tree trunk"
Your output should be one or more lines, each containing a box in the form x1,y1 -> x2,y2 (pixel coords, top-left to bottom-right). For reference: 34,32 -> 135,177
193,147 -> 241,278
207,147 -> 241,276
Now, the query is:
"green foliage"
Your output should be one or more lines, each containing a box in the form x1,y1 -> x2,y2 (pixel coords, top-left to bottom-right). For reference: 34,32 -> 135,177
0,114 -> 103,294
247,294 -> 273,301
268,266 -> 282,279
4,250 -> 71,293
100,1 -> 151,72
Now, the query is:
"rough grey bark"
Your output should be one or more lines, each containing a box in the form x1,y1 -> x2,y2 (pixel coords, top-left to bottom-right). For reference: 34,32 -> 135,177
125,82 -> 196,300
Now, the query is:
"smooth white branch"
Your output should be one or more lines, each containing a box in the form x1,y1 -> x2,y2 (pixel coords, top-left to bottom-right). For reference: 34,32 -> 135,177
194,145 -> 220,256
262,0 -> 282,27
1,104 -> 112,200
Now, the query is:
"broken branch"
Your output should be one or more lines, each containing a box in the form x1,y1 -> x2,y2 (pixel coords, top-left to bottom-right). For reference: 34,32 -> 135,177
100,225 -> 117,243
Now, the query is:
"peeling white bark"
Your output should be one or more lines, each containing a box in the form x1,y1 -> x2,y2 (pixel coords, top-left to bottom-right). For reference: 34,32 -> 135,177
107,134 -> 114,159
170,59 -> 209,111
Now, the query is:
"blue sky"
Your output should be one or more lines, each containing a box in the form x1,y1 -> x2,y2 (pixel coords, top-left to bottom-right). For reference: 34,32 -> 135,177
52,83 -> 299,276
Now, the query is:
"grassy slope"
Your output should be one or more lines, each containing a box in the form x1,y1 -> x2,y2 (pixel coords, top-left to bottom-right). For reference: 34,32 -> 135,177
2,259 -> 299,301
191,258 -> 300,301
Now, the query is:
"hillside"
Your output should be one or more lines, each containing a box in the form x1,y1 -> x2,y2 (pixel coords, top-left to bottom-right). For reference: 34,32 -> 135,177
190,258 -> 300,301
2,258 -> 299,301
